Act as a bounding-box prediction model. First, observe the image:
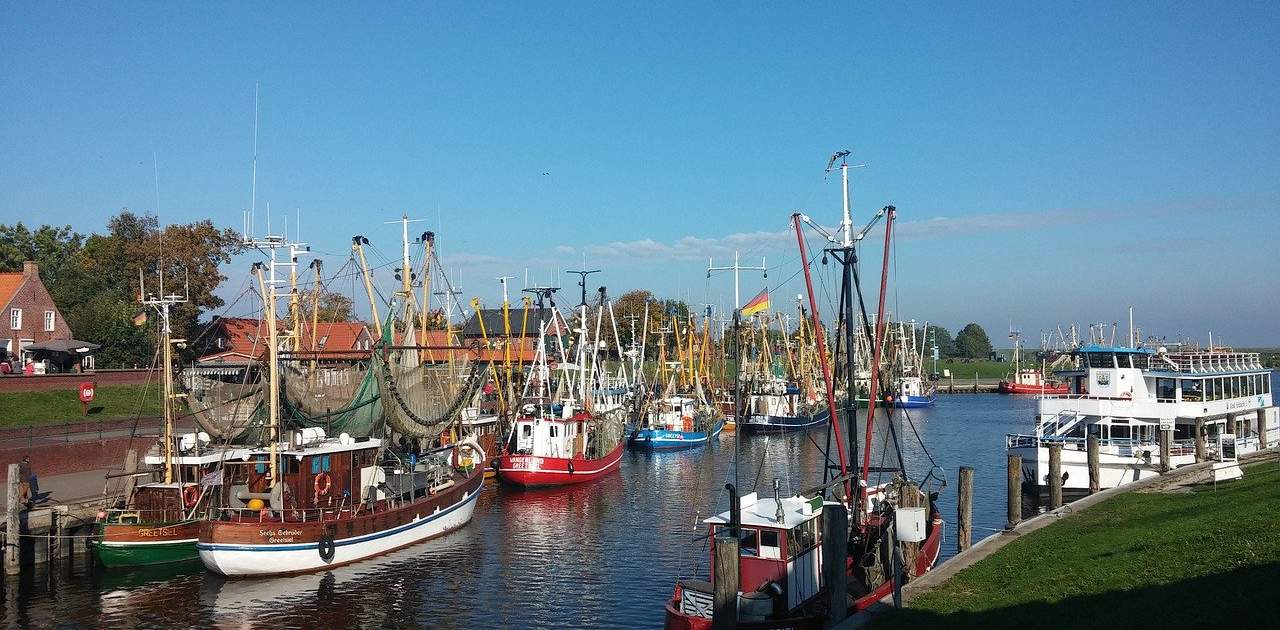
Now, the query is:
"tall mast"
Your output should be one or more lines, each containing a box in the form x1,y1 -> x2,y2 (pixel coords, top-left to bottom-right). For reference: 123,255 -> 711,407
140,268 -> 187,484
708,251 -> 767,309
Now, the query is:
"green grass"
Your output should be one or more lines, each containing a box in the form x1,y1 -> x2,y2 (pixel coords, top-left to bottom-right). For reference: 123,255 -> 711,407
870,461 -> 1280,629
0,384 -> 161,427
934,359 -> 1012,380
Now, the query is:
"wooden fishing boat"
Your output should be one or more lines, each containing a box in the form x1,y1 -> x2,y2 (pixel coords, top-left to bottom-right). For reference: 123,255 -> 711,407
628,395 -> 726,451
998,329 -> 1068,395
197,434 -> 484,576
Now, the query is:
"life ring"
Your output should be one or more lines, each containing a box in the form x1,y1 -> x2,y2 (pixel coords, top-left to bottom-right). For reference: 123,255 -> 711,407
314,472 -> 332,497
182,485 -> 200,508
318,533 -> 336,562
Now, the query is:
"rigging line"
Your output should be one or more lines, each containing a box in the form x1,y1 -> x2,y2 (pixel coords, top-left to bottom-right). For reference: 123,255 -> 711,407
749,436 -> 768,495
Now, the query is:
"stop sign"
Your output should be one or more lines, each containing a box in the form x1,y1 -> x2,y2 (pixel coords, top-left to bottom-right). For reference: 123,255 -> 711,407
79,382 -> 95,403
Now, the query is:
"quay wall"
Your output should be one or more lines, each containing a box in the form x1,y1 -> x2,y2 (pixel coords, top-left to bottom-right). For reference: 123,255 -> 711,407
0,369 -> 153,393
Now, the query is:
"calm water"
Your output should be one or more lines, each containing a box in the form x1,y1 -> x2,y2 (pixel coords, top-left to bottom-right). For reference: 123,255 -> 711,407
3,394 -> 1035,629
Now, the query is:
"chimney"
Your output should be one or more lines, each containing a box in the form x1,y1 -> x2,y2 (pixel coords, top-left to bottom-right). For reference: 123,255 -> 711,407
22,261 -> 38,278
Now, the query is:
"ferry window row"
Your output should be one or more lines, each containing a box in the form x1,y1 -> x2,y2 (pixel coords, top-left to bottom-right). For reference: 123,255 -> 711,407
1180,374 -> 1270,402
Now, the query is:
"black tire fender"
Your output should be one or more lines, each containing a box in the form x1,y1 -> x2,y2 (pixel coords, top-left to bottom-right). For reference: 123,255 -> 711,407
318,533 -> 336,562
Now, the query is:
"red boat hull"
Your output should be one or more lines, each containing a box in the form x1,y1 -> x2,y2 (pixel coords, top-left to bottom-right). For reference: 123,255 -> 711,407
496,442 -> 625,487
998,381 -> 1069,395
664,514 -> 944,629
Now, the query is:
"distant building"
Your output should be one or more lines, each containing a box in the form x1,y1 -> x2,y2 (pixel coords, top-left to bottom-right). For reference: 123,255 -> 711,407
0,261 -> 89,372
192,316 -> 372,377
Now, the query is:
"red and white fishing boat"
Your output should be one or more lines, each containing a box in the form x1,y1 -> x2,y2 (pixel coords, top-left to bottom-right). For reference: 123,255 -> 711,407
495,276 -> 627,487
998,329 -> 1068,395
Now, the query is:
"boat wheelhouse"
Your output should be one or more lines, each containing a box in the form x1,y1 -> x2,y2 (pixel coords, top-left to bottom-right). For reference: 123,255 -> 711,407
197,430 -> 483,576
1007,344 -> 1277,499
629,395 -> 726,450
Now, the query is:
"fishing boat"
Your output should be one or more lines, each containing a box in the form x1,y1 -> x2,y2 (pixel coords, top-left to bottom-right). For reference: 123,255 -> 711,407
664,151 -> 945,628
1006,334 -> 1277,501
92,272 -> 245,567
739,377 -> 830,433
495,276 -> 627,487
998,329 -> 1068,395
738,306 -> 830,433
629,395 -> 726,450
197,222 -> 485,576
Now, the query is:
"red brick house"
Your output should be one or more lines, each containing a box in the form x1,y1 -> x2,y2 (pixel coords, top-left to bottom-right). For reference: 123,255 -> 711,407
0,261 -> 75,370
196,317 -> 373,366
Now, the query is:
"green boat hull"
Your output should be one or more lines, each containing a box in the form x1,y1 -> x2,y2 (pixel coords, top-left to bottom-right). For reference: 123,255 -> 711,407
92,538 -> 199,567
91,523 -> 200,568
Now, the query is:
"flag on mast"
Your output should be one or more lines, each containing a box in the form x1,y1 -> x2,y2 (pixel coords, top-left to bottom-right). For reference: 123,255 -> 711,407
741,289 -> 769,317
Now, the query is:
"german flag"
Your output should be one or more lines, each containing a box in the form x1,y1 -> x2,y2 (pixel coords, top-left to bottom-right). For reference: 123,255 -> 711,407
741,289 -> 769,317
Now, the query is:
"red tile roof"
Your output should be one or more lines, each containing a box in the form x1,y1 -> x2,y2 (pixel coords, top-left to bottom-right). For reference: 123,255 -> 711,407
197,317 -> 372,363
0,273 -> 26,310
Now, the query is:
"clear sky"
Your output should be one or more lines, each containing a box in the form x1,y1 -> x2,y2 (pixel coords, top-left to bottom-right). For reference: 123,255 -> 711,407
3,2 -> 1278,345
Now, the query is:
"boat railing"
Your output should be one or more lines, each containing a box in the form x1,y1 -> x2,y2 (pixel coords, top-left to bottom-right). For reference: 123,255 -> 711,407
210,496 -> 416,524
1005,433 -> 1158,452
100,507 -> 191,524
1143,352 -> 1263,374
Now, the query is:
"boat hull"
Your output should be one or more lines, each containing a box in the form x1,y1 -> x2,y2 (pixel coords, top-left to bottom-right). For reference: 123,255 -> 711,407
738,409 -> 829,434
628,420 -> 725,451
196,469 -> 484,577
496,441 -> 625,487
92,521 -> 201,567
854,394 -> 937,408
998,381 -> 1069,395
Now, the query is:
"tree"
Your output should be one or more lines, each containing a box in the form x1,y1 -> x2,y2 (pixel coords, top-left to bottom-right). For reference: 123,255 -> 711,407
956,323 -> 993,359
296,290 -> 355,322
0,222 -> 84,286
930,326 -> 957,358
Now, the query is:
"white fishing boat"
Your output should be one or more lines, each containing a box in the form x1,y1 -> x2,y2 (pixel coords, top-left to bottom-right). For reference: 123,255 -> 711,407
1006,341 -> 1277,499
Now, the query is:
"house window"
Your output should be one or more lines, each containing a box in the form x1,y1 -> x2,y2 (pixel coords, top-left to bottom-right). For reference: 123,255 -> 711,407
318,335 -> 329,348
9,309 -> 20,330
44,311 -> 54,332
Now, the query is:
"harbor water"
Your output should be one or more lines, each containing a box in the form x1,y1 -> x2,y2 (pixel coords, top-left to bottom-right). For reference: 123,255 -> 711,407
4,394 -> 1036,628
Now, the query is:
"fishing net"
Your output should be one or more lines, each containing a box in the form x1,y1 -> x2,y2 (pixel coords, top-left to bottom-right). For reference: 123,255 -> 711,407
182,372 -> 268,443
377,318 -> 489,439
282,361 -> 384,438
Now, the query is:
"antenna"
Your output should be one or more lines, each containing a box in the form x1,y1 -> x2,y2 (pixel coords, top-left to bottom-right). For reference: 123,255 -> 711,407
565,269 -> 601,307
249,81 -> 259,240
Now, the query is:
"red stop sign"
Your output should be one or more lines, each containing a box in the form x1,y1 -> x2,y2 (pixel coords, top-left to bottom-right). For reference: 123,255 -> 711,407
79,382 -> 95,403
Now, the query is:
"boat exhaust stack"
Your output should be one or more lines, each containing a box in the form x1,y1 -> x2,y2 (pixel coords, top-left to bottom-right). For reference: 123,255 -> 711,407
725,483 -> 740,537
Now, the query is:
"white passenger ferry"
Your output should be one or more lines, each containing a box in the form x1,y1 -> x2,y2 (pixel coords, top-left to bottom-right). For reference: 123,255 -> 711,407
1006,343 -> 1276,499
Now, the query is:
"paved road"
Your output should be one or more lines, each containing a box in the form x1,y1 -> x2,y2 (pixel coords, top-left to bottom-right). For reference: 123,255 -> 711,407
0,467 -> 117,510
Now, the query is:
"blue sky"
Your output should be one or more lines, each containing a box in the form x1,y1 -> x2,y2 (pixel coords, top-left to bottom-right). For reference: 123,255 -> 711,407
3,2 -> 1278,345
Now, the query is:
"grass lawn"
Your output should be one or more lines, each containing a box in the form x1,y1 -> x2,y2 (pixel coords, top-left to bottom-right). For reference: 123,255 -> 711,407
0,384 -> 161,427
935,359 -> 1012,380
870,460 -> 1280,629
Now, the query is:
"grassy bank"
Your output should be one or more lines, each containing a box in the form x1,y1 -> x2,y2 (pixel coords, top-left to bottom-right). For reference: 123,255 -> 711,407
0,384 -> 161,427
870,460 -> 1280,629
934,359 -> 1011,380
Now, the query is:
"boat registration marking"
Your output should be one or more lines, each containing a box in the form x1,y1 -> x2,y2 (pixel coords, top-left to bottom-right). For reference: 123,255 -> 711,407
259,528 -> 304,544
137,525 -> 180,538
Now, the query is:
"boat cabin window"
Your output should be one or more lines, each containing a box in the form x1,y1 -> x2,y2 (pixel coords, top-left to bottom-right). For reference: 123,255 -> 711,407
254,454 -> 268,474
286,457 -> 300,474
759,530 -> 782,560
1181,379 -> 1202,401
1087,424 -> 1101,440
1115,353 -> 1132,369
522,424 -> 533,438
738,527 -> 759,557
788,518 -> 820,557
549,425 -> 559,438
1109,423 -> 1131,440
1156,378 -> 1176,401
310,455 -> 331,474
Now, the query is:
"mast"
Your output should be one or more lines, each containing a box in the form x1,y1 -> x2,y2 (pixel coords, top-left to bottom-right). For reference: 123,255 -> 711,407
352,236 -> 382,340
140,268 -> 187,484
708,251 -> 766,309
860,207 -> 895,490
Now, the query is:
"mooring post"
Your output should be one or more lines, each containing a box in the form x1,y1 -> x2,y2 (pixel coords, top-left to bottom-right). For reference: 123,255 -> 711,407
1194,418 -> 1206,463
6,463 -> 20,575
1159,428 -> 1172,474
48,507 -> 61,564
1006,454 -> 1021,529
822,502 -> 848,623
1048,444 -> 1063,509
1087,435 -> 1100,493
711,534 -> 739,630
958,466 -> 973,552
1258,410 -> 1269,449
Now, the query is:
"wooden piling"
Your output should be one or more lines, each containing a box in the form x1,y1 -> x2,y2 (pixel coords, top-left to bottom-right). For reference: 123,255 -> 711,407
900,483 -> 921,574
6,463 -> 20,575
1194,418 -> 1206,462
122,448 -> 139,501
1047,444 -> 1063,509
822,503 -> 848,624
1160,428 -> 1172,474
957,466 -> 973,552
1258,410 -> 1269,449
1006,454 -> 1021,529
712,534 -> 739,630
48,507 -> 61,564
1087,435 -> 1100,494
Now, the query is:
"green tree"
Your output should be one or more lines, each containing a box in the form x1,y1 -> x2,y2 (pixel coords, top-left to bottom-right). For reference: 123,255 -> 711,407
931,326 -> 958,358
956,323 -> 993,359
0,222 -> 85,286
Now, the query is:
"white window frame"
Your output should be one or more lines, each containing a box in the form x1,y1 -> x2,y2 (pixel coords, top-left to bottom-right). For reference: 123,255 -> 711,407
9,308 -> 20,330
44,310 -> 55,332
